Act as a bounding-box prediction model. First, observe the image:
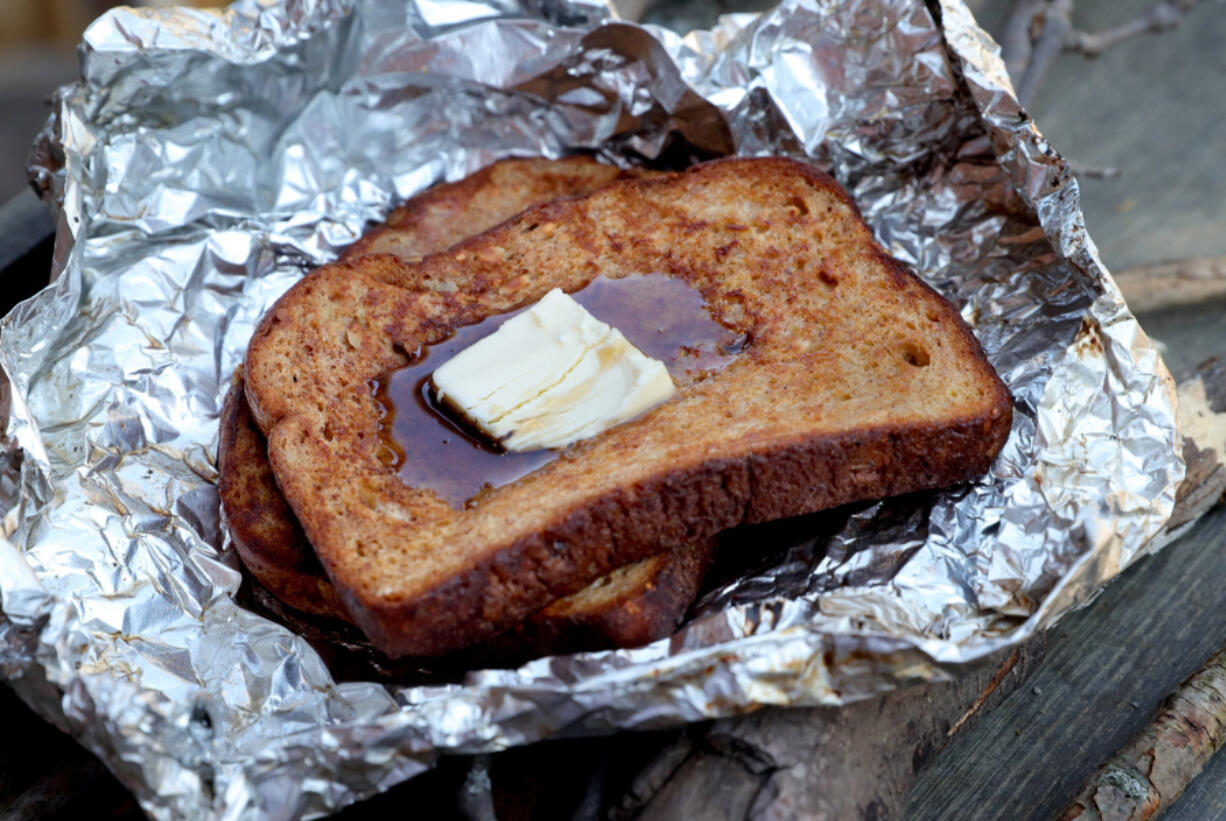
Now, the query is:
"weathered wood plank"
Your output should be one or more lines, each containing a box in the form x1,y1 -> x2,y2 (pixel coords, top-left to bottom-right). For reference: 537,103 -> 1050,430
616,639 -> 1047,820
1129,297 -> 1226,385
1114,256 -> 1226,316
906,501 -> 1226,820
1056,646 -> 1226,821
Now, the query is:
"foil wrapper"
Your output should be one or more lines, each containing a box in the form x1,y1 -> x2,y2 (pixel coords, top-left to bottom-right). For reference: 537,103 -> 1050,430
4,0 -> 1182,817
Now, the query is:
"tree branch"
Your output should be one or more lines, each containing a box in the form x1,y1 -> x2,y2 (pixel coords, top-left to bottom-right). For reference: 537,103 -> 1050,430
1016,0 -> 1072,108
1001,0 -> 1044,86
1057,647 -> 1226,820
1066,0 -> 1202,58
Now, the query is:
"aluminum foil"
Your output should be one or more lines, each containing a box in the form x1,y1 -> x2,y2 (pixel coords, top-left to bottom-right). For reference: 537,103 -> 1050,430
4,0 -> 1181,817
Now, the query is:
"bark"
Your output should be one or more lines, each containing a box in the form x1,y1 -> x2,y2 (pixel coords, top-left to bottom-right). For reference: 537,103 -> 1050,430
1057,649 -> 1226,821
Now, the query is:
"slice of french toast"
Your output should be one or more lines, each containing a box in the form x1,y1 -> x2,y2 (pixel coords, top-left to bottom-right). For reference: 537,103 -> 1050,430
221,156 -> 705,652
219,377 -> 712,650
219,376 -> 349,620
340,155 -> 663,263
245,157 -> 1012,657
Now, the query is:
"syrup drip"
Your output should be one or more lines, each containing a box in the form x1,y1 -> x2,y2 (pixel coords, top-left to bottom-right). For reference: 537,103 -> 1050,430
374,273 -> 747,508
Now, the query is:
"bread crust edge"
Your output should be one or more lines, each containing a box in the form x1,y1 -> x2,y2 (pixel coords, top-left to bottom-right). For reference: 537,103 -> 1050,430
347,404 -> 1009,657
248,157 -> 1014,657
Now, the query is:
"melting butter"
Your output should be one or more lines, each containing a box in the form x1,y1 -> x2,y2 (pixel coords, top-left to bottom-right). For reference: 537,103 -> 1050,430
432,288 -> 675,451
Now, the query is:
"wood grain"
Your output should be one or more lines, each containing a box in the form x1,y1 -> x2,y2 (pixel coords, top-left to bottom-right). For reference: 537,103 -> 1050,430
617,640 -> 1047,820
907,501 -> 1226,820
1056,647 -> 1226,820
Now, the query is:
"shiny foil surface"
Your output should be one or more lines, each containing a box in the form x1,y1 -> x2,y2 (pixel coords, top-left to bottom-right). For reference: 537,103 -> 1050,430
4,0 -> 1181,817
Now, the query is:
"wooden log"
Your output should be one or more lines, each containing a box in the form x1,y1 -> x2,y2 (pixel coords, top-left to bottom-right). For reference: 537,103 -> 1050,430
1056,647 -> 1226,821
1113,255 -> 1226,316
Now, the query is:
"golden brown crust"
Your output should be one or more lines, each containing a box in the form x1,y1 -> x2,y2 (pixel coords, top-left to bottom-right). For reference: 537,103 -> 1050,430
246,156 -> 1013,657
219,373 -> 351,621
340,156 -> 662,264
221,378 -> 716,651
483,539 -> 714,658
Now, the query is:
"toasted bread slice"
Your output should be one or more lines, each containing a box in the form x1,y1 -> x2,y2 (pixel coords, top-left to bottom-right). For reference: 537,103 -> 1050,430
219,378 -> 712,649
246,157 -> 1012,657
340,155 -> 662,264
222,156 -> 701,651
219,376 -> 350,620
483,536 -> 714,659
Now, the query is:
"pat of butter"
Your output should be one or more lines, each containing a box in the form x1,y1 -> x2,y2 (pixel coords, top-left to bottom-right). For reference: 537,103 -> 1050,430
432,288 -> 675,451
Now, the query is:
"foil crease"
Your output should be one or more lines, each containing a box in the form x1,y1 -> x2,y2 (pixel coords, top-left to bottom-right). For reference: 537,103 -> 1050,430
3,0 -> 1181,817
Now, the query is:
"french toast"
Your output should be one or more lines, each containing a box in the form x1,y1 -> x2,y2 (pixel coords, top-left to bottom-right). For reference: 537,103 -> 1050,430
221,156 -> 708,651
340,155 -> 663,264
220,378 -> 712,649
245,156 -> 1013,657
219,377 -> 349,620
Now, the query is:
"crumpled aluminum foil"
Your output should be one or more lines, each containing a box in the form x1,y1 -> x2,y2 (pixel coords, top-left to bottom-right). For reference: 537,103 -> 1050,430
2,0 -> 1181,817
